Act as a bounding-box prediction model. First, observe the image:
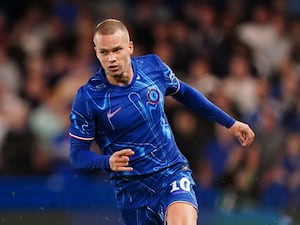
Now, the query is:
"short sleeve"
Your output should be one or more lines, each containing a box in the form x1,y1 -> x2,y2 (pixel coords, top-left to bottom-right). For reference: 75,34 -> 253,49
155,55 -> 180,96
69,86 -> 95,140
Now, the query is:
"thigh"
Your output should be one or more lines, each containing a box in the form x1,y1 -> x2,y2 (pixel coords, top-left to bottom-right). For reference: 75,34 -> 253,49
166,202 -> 197,225
160,169 -> 198,225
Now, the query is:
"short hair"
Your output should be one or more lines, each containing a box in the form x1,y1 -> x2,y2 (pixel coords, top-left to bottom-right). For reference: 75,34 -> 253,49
94,19 -> 129,38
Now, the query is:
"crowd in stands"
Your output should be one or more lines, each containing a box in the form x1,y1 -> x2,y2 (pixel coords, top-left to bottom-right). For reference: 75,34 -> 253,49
0,0 -> 299,223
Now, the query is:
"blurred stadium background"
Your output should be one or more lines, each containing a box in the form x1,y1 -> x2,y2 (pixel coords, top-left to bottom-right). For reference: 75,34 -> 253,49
0,0 -> 299,224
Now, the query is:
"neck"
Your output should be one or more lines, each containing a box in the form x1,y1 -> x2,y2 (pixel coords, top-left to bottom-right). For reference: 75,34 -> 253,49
108,75 -> 132,86
106,67 -> 133,86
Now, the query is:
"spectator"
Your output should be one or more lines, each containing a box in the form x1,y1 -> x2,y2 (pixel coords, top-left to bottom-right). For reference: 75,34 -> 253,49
186,56 -> 221,98
260,165 -> 290,210
223,53 -> 259,118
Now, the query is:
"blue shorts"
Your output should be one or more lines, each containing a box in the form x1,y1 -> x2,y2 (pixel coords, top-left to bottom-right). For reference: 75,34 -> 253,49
119,166 -> 198,225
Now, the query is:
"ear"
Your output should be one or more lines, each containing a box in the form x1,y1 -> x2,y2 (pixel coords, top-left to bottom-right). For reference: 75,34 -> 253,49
129,41 -> 134,55
94,47 -> 99,57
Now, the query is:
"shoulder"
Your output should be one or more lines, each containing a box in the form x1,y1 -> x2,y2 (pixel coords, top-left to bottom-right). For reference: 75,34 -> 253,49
87,70 -> 106,89
75,70 -> 106,99
134,53 -> 161,62
133,54 -> 166,71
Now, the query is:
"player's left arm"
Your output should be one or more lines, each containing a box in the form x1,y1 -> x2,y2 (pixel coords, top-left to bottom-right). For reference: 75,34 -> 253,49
172,81 -> 254,146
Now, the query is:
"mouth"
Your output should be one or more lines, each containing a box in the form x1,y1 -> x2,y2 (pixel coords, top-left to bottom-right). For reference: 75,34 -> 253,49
108,65 -> 119,72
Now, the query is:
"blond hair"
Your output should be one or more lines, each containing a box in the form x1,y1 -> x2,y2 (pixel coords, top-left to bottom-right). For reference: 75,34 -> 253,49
94,19 -> 130,41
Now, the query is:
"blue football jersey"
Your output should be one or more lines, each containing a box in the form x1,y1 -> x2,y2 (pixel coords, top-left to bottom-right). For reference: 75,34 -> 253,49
69,54 -> 190,208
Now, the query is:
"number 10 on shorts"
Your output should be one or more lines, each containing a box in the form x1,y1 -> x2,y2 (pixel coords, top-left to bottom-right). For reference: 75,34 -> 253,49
170,177 -> 191,193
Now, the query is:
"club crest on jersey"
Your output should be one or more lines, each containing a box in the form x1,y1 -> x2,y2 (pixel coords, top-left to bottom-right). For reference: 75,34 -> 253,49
146,88 -> 160,104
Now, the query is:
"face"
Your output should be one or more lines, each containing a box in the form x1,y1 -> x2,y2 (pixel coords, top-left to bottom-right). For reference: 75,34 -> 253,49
94,30 -> 134,85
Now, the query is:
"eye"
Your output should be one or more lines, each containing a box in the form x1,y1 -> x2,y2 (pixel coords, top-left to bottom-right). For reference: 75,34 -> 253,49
100,50 -> 108,55
113,47 -> 122,53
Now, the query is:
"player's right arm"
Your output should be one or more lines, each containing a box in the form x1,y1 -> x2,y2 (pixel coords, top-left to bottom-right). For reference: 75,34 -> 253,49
68,86 -> 111,172
70,137 -> 134,172
69,86 -> 135,172
69,137 -> 111,171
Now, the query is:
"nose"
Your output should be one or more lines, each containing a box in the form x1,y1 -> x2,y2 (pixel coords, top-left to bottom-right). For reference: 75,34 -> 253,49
108,52 -> 116,62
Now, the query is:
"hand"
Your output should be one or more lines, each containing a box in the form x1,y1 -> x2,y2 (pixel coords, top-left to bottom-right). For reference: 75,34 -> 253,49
109,149 -> 135,172
228,121 -> 255,147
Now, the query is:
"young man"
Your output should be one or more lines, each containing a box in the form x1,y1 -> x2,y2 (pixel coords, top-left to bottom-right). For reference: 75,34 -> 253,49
69,19 -> 255,225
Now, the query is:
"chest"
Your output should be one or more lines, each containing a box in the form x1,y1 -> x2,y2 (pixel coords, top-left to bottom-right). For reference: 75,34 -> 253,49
92,83 -> 165,133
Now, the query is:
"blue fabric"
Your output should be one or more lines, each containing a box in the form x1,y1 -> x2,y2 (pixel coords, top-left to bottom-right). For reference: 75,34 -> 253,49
68,54 -> 235,209
69,54 -> 186,178
173,81 -> 235,128
120,166 -> 197,224
70,137 -> 111,172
